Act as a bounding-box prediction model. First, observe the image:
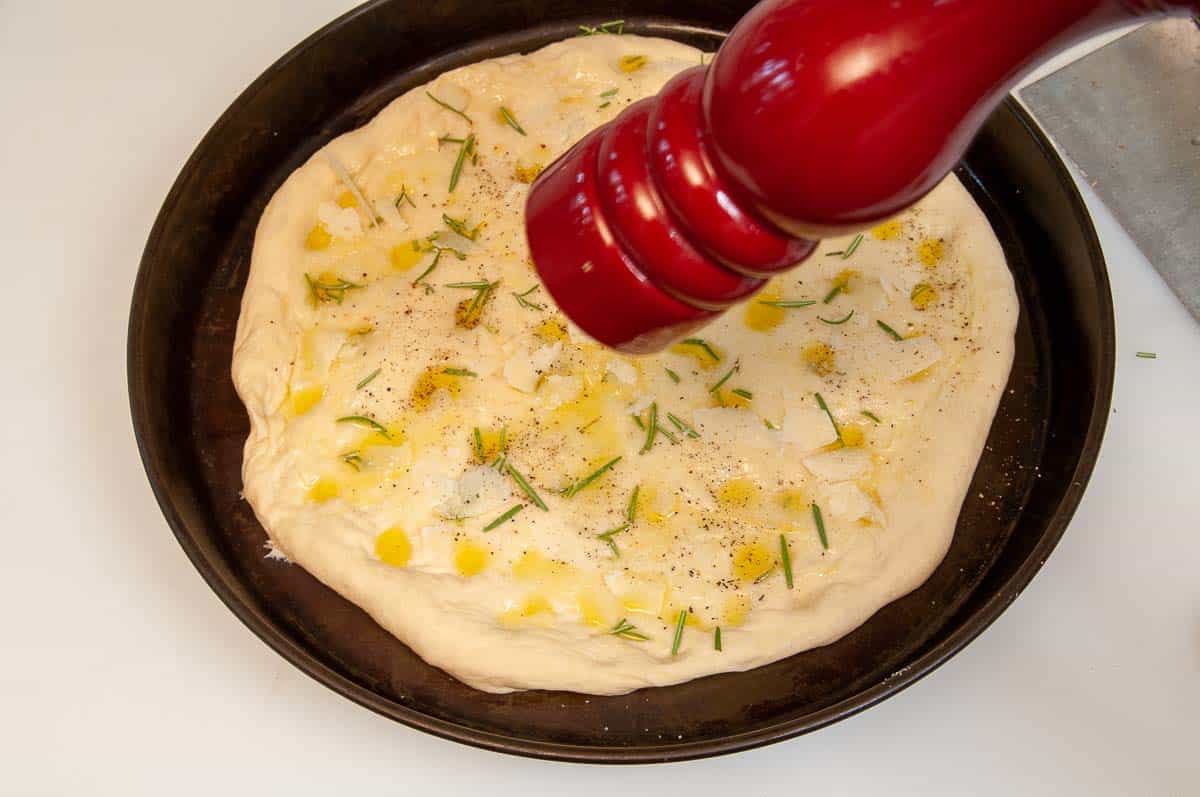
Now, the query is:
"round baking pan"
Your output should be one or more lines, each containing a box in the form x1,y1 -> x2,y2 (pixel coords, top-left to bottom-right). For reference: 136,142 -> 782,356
127,0 -> 1114,763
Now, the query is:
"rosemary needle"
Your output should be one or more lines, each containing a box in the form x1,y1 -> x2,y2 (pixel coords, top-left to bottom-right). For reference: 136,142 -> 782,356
563,457 -> 622,497
814,392 -> 842,442
876,319 -> 904,341
818,309 -> 855,325
483,504 -> 524,532
498,106 -> 526,135
336,415 -> 389,437
626,485 -> 640,522
425,91 -> 472,124
714,626 -> 722,651
758,299 -> 816,308
505,463 -> 548,511
861,410 -> 882,424
1136,351 -> 1157,359
355,368 -> 381,390
610,618 -> 649,641
671,609 -> 687,656
680,338 -> 720,363
780,534 -> 794,589
812,502 -> 829,549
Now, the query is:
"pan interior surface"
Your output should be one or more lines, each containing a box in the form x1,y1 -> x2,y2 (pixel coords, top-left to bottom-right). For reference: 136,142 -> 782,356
128,1 -> 1112,763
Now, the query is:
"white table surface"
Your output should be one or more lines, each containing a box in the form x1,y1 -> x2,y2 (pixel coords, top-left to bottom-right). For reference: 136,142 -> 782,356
2,2 -> 1196,794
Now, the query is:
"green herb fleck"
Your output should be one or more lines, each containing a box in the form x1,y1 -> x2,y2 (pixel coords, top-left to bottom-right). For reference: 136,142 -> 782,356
441,367 -> 477,377
861,410 -> 882,424
814,392 -> 842,443
596,522 -> 630,557
498,106 -> 526,135
708,363 -> 739,394
714,626 -> 722,651
666,412 -> 699,439
1136,351 -> 1158,359
758,299 -> 816,308
731,388 -> 753,400
818,309 -> 855,325
578,19 -> 625,35
513,284 -> 545,311
483,504 -> 524,532
680,338 -> 720,363
472,427 -> 485,459
355,368 -> 381,390
671,609 -> 687,656
339,451 -> 363,471
812,502 -> 829,549
664,367 -> 680,383
447,133 -> 476,193
425,91 -> 472,124
780,534 -> 794,589
626,485 -> 640,522
640,403 -> 659,453
305,273 -> 362,305
394,185 -> 416,209
610,617 -> 649,641
442,214 -> 481,240
336,415 -> 389,437
563,456 -> 622,497
876,319 -> 904,341
505,462 -> 548,511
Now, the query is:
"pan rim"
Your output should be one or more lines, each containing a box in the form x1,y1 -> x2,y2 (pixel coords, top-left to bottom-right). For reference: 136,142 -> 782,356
126,2 -> 1114,764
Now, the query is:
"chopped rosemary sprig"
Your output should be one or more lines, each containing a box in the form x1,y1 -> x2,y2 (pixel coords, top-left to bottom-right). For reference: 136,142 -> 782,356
305,273 -> 362,305
442,367 -> 477,377
483,504 -> 524,532
562,456 -> 622,497
814,392 -> 842,443
356,368 -> 381,390
812,502 -> 829,549
823,283 -> 845,304
708,363 -> 739,394
610,618 -> 649,641
499,106 -> 526,135
680,338 -> 720,363
425,90 -> 472,124
411,236 -> 468,288
446,280 -> 497,320
442,213 -> 481,241
395,185 -> 416,208
780,534 -> 794,589
758,299 -> 816,308
505,462 -> 548,511
666,412 -> 699,439
731,388 -> 753,400
578,19 -> 625,35
671,609 -> 687,656
826,233 -> 864,259
714,626 -> 722,651
626,485 -> 640,522
513,284 -> 545,311
876,319 -> 904,341
640,402 -> 659,453
819,309 -> 855,325
472,427 -> 484,459
596,522 -> 630,557
664,367 -> 680,383
1136,351 -> 1157,359
336,415 -> 389,437
861,410 -> 882,424
340,450 -> 363,471
446,133 -> 476,193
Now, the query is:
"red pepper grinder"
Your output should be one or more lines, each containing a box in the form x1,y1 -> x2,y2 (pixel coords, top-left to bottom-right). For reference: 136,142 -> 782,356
525,0 -> 1197,352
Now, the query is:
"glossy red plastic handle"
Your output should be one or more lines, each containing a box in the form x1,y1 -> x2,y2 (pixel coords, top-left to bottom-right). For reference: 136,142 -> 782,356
527,0 -> 1196,353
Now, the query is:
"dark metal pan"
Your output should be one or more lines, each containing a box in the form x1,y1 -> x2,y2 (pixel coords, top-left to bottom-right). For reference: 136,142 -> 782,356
127,0 -> 1114,763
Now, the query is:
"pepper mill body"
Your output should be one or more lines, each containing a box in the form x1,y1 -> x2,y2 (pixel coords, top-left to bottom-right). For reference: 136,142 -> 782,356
526,0 -> 1198,352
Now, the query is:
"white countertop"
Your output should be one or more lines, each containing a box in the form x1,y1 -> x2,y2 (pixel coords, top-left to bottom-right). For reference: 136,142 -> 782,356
2,2 -> 1196,793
